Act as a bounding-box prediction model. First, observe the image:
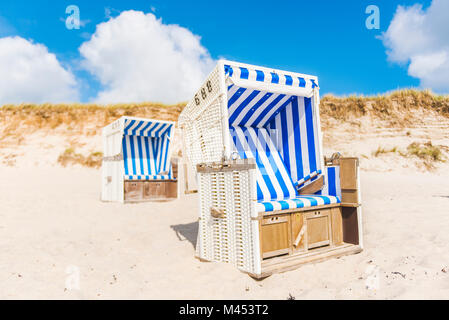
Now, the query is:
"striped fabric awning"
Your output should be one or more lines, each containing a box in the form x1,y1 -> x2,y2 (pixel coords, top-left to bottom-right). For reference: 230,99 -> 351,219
122,135 -> 173,179
227,90 -> 322,190
224,61 -> 336,208
123,118 -> 173,138
121,117 -> 175,180
224,63 -> 318,98
227,84 -> 293,128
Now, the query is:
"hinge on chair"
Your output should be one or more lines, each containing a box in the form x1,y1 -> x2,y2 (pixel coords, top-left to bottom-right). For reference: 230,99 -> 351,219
324,152 -> 342,166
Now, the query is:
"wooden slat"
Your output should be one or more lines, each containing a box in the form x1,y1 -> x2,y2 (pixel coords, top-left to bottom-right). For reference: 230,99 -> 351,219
124,181 -> 143,201
306,214 -> 330,249
125,180 -> 177,202
262,248 -> 289,259
341,190 -> 359,204
252,244 -> 362,279
262,216 -> 288,225
331,207 -> 343,246
297,175 -> 324,195
340,158 -> 358,190
342,207 -> 360,245
260,214 -> 291,259
341,203 -> 361,207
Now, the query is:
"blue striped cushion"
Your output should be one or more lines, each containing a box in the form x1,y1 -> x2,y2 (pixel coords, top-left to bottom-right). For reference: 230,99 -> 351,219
229,126 -> 297,201
256,195 -> 341,213
124,174 -> 172,180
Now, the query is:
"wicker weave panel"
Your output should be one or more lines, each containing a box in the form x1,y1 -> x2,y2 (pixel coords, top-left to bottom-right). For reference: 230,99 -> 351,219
179,65 -> 226,169
197,167 -> 261,275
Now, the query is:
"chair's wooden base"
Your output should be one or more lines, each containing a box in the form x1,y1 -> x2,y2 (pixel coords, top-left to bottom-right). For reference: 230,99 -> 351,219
124,180 -> 178,202
248,243 -> 362,279
254,203 -> 362,279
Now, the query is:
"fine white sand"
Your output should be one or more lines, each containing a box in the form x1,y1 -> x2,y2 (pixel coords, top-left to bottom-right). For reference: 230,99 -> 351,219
1,165 -> 449,299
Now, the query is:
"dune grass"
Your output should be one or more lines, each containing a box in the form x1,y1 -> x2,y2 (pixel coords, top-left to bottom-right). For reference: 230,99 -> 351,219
1,90 -> 448,136
372,146 -> 399,157
0,102 -> 184,143
406,141 -> 445,162
372,140 -> 446,170
57,148 -> 103,168
320,89 -> 449,126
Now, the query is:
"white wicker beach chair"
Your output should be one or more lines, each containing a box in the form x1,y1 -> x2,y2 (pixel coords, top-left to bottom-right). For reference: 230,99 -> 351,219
179,60 -> 363,278
101,116 -> 177,202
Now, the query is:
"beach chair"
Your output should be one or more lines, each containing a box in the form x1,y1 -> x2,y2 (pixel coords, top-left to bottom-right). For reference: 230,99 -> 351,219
179,60 -> 363,278
101,116 -> 177,203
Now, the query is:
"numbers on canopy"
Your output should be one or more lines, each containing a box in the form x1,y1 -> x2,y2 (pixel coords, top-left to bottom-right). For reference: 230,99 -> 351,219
194,80 -> 214,106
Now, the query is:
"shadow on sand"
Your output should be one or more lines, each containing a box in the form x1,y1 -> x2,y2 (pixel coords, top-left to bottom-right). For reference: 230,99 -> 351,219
170,221 -> 198,248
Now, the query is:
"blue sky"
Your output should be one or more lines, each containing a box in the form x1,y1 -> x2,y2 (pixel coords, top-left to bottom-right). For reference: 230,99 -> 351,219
0,0 -> 441,104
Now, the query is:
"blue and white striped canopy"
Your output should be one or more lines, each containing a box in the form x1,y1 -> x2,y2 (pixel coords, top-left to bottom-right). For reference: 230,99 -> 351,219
124,118 -> 173,138
227,91 -> 321,189
227,84 -> 293,128
224,63 -> 318,93
224,61 -> 329,209
121,118 -> 174,180
122,135 -> 172,180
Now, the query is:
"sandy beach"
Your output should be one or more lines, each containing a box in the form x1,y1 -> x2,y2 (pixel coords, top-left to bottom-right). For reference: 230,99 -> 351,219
1,164 -> 448,299
1,0 -> 449,302
1,90 -> 448,300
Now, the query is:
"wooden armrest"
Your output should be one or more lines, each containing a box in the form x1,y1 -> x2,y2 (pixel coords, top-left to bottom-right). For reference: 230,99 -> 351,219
197,159 -> 256,173
297,175 -> 324,195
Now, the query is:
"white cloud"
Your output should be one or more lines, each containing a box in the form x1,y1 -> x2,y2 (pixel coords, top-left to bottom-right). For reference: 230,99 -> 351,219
79,10 -> 215,103
381,0 -> 449,92
0,37 -> 79,104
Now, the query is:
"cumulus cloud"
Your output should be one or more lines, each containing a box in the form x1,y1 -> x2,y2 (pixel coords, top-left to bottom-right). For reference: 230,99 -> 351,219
79,10 -> 215,103
0,37 -> 79,104
381,0 -> 449,92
